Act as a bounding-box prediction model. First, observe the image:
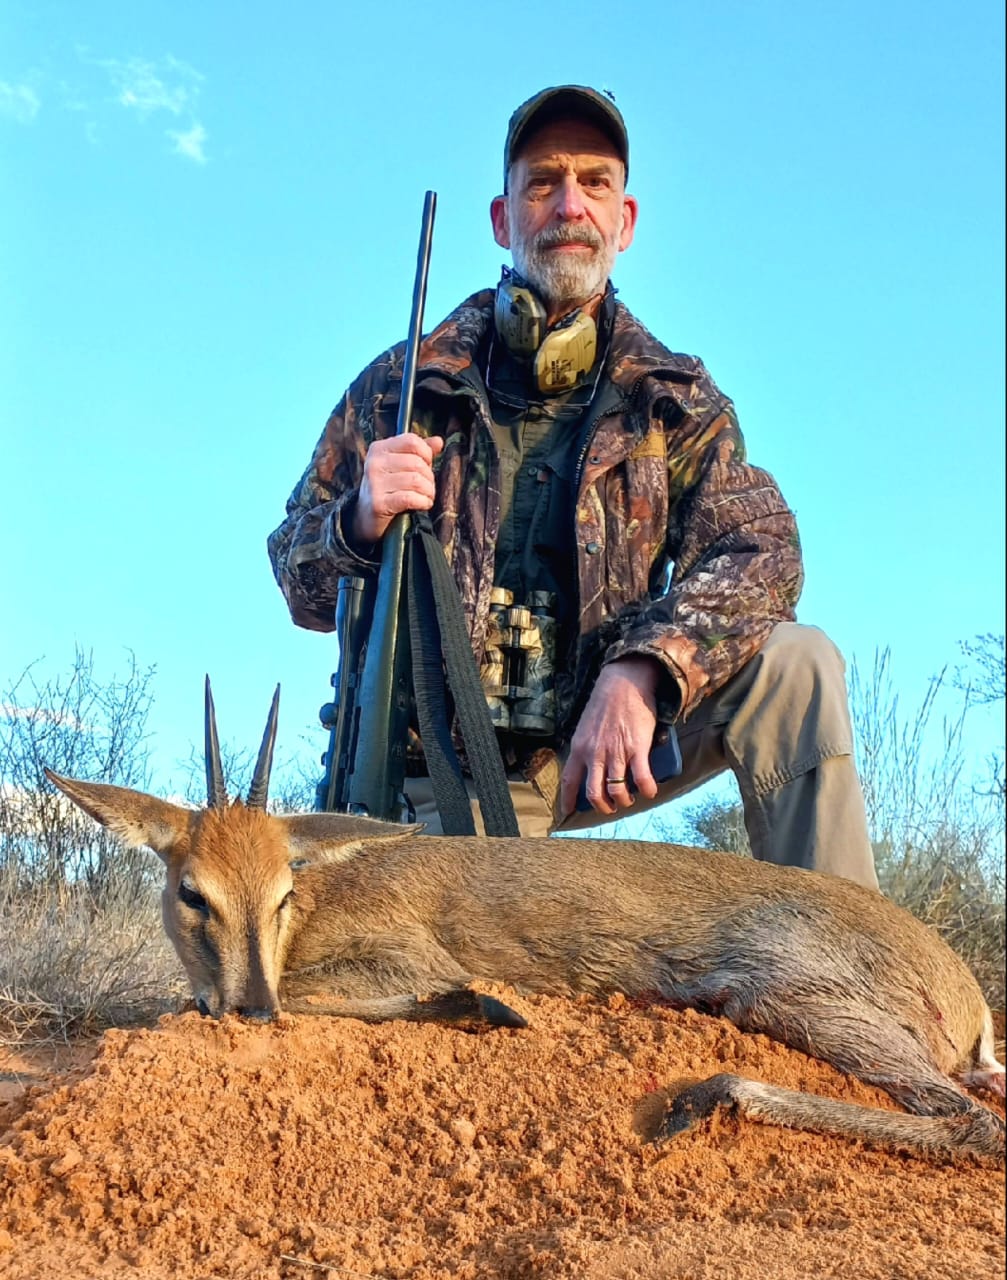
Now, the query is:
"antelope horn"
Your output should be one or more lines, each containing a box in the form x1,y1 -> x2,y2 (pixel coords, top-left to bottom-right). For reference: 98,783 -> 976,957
247,685 -> 280,810
204,676 -> 227,809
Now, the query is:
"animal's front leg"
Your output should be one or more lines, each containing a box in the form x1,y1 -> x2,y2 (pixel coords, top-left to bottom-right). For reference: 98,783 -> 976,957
282,987 -> 527,1029
283,924 -> 474,998
279,937 -> 527,1029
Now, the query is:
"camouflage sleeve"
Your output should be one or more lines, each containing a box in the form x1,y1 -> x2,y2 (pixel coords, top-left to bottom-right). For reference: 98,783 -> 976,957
603,395 -> 804,722
265,346 -> 405,632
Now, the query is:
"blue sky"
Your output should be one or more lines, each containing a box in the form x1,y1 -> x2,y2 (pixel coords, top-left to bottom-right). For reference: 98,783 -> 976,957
2,0 -> 1004,810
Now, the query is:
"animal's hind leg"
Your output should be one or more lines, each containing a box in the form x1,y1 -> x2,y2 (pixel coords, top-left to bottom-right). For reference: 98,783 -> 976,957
798,1007 -> 974,1117
655,1008 -> 1005,1162
654,1072 -> 1004,1162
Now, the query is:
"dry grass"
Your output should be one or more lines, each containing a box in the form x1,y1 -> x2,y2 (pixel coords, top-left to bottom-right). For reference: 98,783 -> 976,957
851,648 -> 1005,1010
876,844 -> 1005,1012
0,651 -> 185,1042
0,872 -> 185,1044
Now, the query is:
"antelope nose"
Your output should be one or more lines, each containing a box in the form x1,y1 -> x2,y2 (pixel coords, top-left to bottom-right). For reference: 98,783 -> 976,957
237,1006 -> 276,1023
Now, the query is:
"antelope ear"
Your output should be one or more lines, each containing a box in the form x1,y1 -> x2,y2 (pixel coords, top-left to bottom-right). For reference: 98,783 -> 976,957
45,769 -> 194,865
278,813 -> 425,867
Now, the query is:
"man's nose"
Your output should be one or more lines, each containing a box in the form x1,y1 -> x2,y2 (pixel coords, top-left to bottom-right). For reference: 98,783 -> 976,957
554,174 -> 587,220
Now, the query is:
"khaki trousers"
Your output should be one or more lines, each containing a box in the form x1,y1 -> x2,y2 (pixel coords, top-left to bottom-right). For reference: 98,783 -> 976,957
404,623 -> 879,889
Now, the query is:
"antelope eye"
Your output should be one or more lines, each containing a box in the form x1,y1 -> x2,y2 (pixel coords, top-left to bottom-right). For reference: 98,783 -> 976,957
178,880 -> 209,916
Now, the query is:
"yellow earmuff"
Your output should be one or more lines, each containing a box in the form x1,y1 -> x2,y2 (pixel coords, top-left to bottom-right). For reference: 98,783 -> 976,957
494,275 -> 598,394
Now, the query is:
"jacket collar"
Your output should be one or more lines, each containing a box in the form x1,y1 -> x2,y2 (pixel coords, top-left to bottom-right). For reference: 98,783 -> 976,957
416,289 -> 699,408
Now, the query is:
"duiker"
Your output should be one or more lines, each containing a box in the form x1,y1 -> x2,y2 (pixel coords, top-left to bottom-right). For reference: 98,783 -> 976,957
49,682 -> 1005,1164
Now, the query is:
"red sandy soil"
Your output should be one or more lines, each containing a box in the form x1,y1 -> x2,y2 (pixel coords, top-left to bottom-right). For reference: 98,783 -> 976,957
0,991 -> 1003,1280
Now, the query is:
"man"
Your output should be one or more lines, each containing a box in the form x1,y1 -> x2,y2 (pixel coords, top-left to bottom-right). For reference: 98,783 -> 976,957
268,86 -> 878,888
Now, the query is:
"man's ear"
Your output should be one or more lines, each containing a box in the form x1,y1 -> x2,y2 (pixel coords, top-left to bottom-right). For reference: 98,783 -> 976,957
490,195 -> 510,249
618,194 -> 639,253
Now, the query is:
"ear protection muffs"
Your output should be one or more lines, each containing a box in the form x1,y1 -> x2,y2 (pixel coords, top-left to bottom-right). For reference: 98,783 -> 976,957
493,271 -> 598,394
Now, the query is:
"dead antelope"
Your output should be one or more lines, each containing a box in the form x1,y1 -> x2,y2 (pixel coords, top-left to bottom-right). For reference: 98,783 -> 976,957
47,682 -> 1005,1164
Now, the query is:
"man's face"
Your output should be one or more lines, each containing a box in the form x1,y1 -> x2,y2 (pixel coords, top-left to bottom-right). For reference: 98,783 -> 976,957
491,117 -> 638,313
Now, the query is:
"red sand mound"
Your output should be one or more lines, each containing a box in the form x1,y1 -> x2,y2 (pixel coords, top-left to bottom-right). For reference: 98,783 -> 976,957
0,991 -> 1003,1279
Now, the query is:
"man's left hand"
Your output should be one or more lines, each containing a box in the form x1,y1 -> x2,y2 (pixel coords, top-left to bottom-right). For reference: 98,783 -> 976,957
559,657 -> 662,817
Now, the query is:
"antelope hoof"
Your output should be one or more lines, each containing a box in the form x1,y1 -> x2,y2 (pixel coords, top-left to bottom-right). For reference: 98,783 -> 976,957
652,1075 -> 735,1144
421,990 -> 528,1031
474,993 -> 528,1029
237,1006 -> 276,1023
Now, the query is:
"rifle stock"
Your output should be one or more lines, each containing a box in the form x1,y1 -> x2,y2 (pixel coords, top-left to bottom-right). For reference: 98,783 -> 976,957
316,192 -> 437,819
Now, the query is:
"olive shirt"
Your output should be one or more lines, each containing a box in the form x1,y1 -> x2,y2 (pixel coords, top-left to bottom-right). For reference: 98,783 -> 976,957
485,338 -> 601,651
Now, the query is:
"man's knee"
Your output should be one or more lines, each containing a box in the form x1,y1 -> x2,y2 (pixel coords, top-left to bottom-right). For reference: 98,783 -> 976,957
757,623 -> 847,695
723,623 -> 856,778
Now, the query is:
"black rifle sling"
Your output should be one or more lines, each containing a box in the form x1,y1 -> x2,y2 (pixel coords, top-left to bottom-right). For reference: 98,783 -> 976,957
406,519 -> 474,836
407,513 -> 520,837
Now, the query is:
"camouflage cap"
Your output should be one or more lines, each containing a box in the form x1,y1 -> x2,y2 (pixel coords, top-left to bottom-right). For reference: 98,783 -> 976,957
503,86 -> 629,188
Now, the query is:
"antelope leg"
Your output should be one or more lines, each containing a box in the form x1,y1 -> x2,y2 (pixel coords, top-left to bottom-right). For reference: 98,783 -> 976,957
283,988 -> 527,1030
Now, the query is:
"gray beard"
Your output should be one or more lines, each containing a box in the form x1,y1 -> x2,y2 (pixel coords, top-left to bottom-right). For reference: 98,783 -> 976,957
511,221 -> 617,310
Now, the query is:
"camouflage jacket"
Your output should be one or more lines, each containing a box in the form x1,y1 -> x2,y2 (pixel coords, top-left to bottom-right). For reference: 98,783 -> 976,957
267,290 -> 803,738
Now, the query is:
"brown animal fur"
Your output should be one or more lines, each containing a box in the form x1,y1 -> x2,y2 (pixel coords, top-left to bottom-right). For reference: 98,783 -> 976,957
47,769 -> 1005,1164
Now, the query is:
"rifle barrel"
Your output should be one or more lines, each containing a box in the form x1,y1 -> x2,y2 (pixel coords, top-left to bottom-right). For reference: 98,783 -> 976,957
344,191 -> 437,819
395,190 -> 437,440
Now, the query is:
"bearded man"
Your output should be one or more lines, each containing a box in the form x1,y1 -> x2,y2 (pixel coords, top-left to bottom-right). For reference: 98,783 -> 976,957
267,86 -> 878,888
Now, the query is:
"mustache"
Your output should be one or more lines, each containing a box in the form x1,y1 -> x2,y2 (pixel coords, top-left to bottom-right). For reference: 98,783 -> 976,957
531,223 -> 605,252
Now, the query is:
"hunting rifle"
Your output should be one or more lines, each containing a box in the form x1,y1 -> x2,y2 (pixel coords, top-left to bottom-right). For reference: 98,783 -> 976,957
316,191 -> 437,819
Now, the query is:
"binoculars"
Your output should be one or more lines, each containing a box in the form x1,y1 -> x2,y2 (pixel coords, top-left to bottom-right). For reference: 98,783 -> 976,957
479,588 -> 557,736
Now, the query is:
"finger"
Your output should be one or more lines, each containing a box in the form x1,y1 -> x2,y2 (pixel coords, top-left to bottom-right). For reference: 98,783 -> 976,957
377,433 -> 435,459
383,433 -> 444,466
374,461 -> 437,499
372,449 -> 436,484
376,486 -> 437,517
584,762 -> 616,816
367,461 -> 437,516
559,757 -> 585,818
605,770 -> 635,810
356,458 -> 437,541
602,760 -> 635,810
628,744 -> 658,801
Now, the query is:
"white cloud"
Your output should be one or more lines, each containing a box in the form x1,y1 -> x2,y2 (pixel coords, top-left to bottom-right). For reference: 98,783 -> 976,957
0,703 -> 85,730
98,54 -> 202,118
9,52 -> 211,163
0,81 -> 40,123
95,54 -> 209,164
168,121 -> 208,165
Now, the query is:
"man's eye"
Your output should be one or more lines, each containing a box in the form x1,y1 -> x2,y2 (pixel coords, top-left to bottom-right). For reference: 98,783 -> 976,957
178,881 -> 209,916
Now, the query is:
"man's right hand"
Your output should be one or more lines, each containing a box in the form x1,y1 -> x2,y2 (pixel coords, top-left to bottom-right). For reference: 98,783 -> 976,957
353,435 -> 445,545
